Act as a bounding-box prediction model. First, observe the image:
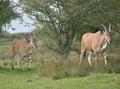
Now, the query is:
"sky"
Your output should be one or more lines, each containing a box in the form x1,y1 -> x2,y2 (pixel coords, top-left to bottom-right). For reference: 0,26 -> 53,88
7,14 -> 34,34
6,0 -> 35,34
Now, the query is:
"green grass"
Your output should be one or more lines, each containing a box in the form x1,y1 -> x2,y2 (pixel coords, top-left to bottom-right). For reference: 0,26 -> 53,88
0,66 -> 120,89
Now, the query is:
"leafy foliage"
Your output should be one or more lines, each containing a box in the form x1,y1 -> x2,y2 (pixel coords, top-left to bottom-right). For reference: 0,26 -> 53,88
19,0 -> 120,57
0,0 -> 19,32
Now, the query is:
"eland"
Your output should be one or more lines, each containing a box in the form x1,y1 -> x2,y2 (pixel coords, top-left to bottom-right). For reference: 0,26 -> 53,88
79,24 -> 112,66
12,33 -> 37,71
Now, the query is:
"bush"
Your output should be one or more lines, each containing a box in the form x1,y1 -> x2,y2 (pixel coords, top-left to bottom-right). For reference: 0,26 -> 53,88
38,57 -> 92,79
37,41 -> 120,79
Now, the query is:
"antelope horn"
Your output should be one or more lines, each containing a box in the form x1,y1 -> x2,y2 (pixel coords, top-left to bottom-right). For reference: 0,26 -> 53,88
101,24 -> 107,32
27,33 -> 32,39
32,32 -> 36,39
108,24 -> 111,32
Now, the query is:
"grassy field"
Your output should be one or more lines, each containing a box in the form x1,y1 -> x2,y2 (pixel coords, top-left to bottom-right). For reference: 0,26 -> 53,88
0,32 -> 120,89
0,66 -> 120,89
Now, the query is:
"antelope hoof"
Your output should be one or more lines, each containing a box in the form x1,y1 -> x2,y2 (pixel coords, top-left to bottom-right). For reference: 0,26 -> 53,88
28,68 -> 31,71
12,66 -> 14,70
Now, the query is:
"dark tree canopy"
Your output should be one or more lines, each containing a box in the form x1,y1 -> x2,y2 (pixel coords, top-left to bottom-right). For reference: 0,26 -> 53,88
0,0 -> 19,32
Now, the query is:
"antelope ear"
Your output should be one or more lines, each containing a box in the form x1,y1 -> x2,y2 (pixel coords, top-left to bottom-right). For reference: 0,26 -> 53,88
100,30 -> 104,34
26,37 -> 30,42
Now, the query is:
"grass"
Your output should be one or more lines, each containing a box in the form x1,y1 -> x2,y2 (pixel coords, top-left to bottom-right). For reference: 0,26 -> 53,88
0,66 -> 120,89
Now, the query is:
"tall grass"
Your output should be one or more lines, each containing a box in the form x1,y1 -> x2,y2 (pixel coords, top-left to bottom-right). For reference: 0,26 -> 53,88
37,33 -> 120,79
38,51 -> 120,80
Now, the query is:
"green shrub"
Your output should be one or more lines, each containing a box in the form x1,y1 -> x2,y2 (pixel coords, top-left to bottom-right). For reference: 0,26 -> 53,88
37,42 -> 120,79
38,58 -> 91,79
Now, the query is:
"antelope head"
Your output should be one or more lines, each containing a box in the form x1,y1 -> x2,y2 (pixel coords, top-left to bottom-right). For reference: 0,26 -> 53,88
26,33 -> 37,48
101,24 -> 112,44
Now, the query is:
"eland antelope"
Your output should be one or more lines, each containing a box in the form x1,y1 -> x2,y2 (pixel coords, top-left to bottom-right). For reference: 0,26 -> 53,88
79,24 -> 112,66
12,33 -> 37,71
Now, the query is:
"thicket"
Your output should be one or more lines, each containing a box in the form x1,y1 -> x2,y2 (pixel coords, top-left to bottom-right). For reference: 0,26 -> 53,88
36,33 -> 120,79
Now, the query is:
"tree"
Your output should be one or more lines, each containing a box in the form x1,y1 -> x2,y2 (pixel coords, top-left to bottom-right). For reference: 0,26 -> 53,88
19,0 -> 79,58
79,0 -> 120,32
19,0 -> 120,58
0,0 -> 19,32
